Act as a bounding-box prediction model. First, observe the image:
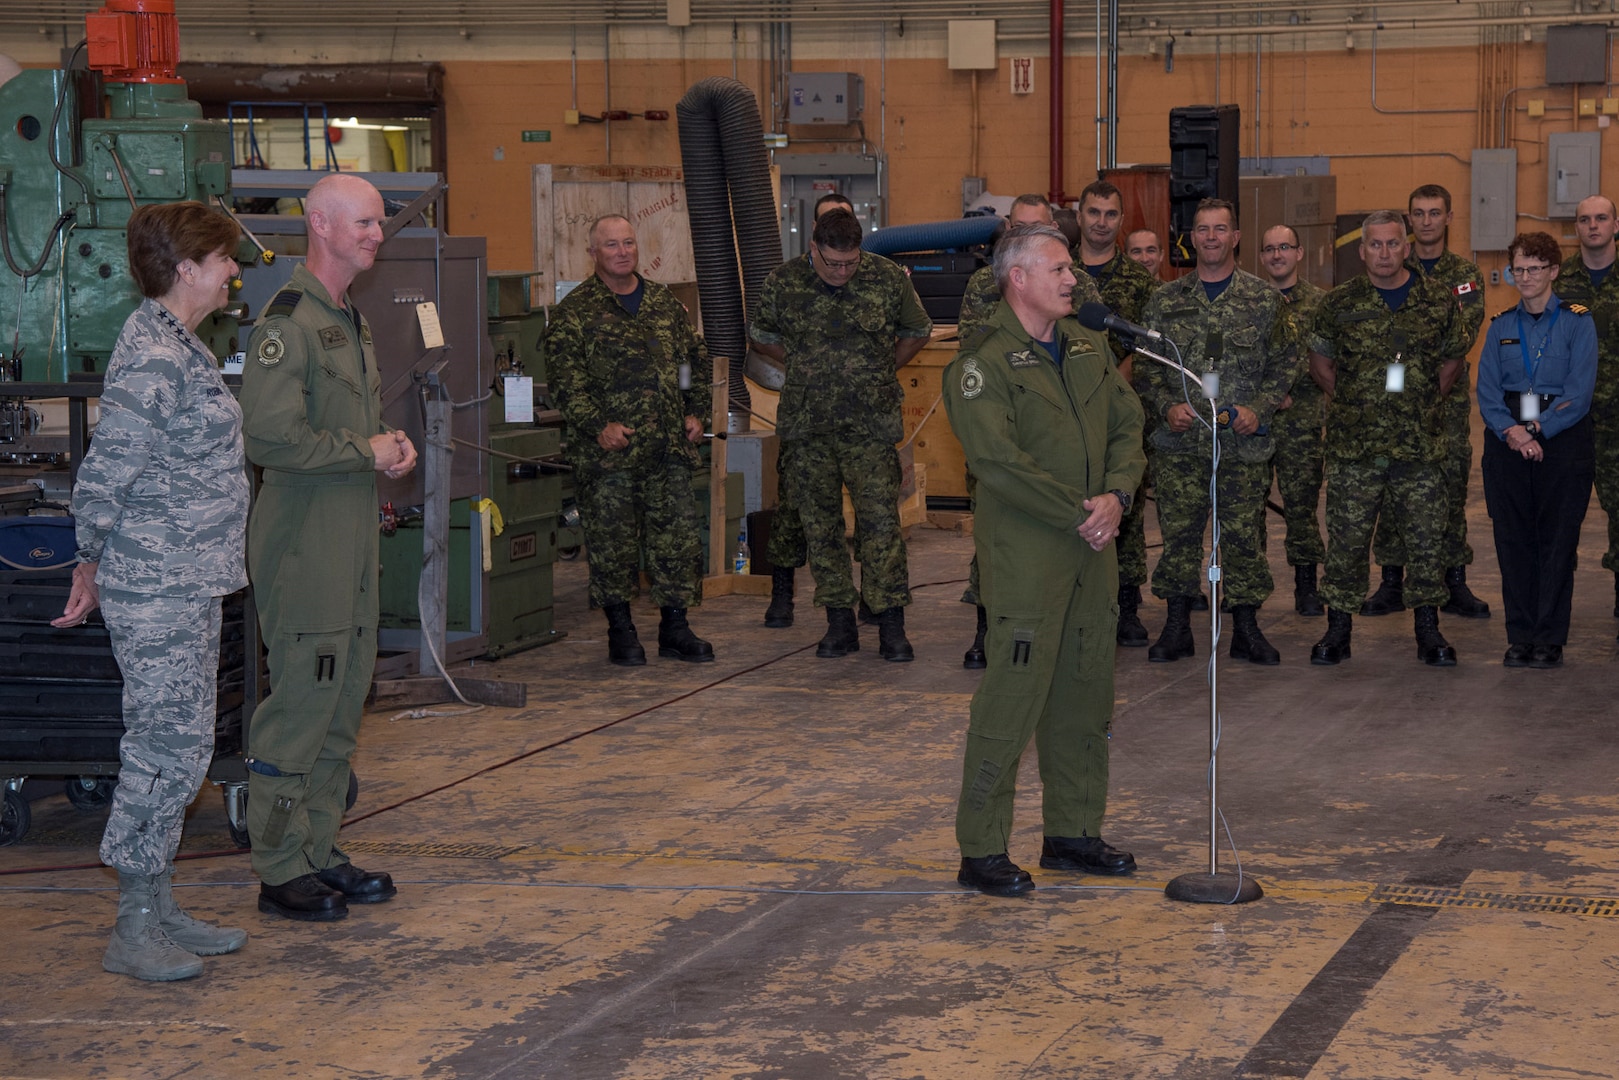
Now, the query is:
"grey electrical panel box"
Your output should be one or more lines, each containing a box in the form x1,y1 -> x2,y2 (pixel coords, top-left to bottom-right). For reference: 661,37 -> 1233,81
787,73 -> 864,125
776,152 -> 886,260
1548,132 -> 1601,218
1471,148 -> 1517,251
1546,25 -> 1608,85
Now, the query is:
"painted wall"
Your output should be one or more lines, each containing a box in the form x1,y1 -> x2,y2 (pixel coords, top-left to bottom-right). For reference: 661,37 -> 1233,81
445,36 -> 1614,327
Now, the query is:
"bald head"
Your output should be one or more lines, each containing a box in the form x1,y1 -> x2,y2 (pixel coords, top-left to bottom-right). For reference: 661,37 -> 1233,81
305,174 -> 385,293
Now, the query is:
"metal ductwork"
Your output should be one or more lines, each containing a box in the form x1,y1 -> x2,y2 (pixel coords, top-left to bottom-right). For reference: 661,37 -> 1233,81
675,76 -> 778,413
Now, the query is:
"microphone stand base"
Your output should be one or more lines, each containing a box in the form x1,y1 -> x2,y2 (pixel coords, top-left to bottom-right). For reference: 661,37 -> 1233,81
1165,871 -> 1264,905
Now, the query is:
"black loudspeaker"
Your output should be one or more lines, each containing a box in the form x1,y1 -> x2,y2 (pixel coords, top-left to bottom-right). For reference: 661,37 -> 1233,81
1168,104 -> 1240,267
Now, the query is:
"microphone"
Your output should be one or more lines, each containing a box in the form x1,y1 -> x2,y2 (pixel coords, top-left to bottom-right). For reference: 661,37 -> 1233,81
1077,301 -> 1163,342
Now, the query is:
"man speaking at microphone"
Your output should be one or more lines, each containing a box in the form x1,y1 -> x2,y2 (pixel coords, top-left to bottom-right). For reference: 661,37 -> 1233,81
944,224 -> 1144,896
1136,198 -> 1299,665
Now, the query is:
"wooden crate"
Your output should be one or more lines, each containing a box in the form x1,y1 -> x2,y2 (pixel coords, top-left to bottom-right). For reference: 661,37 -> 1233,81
899,337 -> 968,500
531,164 -> 695,305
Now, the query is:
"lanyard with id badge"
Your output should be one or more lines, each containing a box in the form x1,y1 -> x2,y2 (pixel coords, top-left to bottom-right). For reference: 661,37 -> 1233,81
1385,329 -> 1408,393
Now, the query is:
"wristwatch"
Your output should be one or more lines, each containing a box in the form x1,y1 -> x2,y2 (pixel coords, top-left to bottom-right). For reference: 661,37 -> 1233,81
1110,489 -> 1133,513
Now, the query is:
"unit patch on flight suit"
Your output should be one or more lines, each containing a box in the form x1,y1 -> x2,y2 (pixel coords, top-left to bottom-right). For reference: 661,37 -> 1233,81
960,358 -> 984,399
255,326 -> 285,366
319,326 -> 349,350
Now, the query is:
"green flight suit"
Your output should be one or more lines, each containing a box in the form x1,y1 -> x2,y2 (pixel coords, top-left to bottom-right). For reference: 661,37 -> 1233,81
944,303 -> 1145,857
240,264 -> 388,887
1554,254 -> 1619,573
1372,251 -> 1487,568
956,262 -> 1104,605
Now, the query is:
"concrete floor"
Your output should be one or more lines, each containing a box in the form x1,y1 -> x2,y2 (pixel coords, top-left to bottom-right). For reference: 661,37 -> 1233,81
4,464 -> 1619,1079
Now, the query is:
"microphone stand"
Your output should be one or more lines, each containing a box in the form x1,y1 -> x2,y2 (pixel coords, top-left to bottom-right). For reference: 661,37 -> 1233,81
1129,339 -> 1263,906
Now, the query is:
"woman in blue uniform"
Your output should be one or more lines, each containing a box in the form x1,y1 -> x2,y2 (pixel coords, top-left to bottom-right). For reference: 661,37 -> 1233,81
1477,232 -> 1599,668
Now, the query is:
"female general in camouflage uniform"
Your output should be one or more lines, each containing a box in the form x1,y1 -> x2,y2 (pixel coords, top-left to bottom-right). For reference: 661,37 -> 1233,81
56,203 -> 250,982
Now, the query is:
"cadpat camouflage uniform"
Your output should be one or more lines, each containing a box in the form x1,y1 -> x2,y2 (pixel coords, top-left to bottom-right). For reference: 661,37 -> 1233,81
547,273 -> 711,609
1554,254 -> 1619,576
1271,278 -> 1329,567
750,251 -> 932,610
1138,271 -> 1299,606
70,298 -> 249,876
1083,251 -> 1161,592
1371,252 -> 1486,568
1309,273 -> 1469,612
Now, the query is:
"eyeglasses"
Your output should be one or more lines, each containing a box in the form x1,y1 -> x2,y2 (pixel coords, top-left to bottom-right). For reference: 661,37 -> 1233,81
1260,243 -> 1298,255
815,246 -> 861,271
1510,264 -> 1553,277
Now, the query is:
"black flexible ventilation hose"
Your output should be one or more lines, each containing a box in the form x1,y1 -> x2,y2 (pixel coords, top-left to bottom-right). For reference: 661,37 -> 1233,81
675,77 -> 779,415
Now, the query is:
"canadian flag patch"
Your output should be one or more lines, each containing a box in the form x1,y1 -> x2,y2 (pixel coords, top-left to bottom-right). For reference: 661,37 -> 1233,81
1453,281 -> 1477,296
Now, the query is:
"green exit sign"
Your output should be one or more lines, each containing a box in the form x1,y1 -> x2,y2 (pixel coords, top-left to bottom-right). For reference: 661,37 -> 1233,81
521,130 -> 551,142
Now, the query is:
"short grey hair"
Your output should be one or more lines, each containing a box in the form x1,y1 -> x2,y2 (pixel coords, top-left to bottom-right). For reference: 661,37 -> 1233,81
1361,209 -> 1406,234
993,223 -> 1070,293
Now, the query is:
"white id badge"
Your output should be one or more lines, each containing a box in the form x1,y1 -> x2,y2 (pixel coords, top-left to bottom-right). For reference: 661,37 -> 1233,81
1519,393 -> 1541,422
1385,363 -> 1406,392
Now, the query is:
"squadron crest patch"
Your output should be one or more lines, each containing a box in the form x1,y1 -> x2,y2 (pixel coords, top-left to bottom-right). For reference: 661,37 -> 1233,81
960,358 -> 984,399
256,326 -> 285,366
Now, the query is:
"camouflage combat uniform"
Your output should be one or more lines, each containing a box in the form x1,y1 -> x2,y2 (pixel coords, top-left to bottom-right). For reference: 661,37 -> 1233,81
1082,251 -> 1161,591
1309,273 -> 1470,612
750,252 -> 932,611
547,273 -> 711,609
1371,252 -> 1486,568
944,304 -> 1143,856
1139,271 -> 1299,606
955,263 -> 1102,604
240,265 -> 391,887
70,299 -> 249,876
1554,255 -> 1619,573
1270,278 -> 1329,567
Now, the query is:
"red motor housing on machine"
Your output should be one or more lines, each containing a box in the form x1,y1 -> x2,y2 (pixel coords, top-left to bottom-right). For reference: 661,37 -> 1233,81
85,0 -> 183,84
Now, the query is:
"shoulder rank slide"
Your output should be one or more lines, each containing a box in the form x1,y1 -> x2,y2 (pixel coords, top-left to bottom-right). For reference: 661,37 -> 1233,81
1568,302 -> 1591,316
263,286 -> 305,319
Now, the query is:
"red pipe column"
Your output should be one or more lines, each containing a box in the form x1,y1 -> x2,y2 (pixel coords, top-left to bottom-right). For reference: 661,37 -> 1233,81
1048,0 -> 1065,205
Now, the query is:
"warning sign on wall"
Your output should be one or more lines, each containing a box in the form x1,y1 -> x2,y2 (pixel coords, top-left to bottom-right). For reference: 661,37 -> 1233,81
1010,57 -> 1034,95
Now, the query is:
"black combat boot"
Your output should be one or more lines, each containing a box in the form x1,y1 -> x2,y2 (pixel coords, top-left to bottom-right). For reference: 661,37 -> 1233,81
1413,605 -> 1457,666
603,603 -> 646,666
817,606 -> 860,658
763,566 -> 796,628
876,607 -> 914,662
1190,591 -> 1210,612
963,605 -> 988,669
1148,596 -> 1195,663
658,607 -> 715,662
1116,584 -> 1148,647
1310,608 -> 1353,665
1440,566 -> 1491,619
1360,565 -> 1405,616
1229,605 -> 1281,665
1293,564 -> 1324,617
